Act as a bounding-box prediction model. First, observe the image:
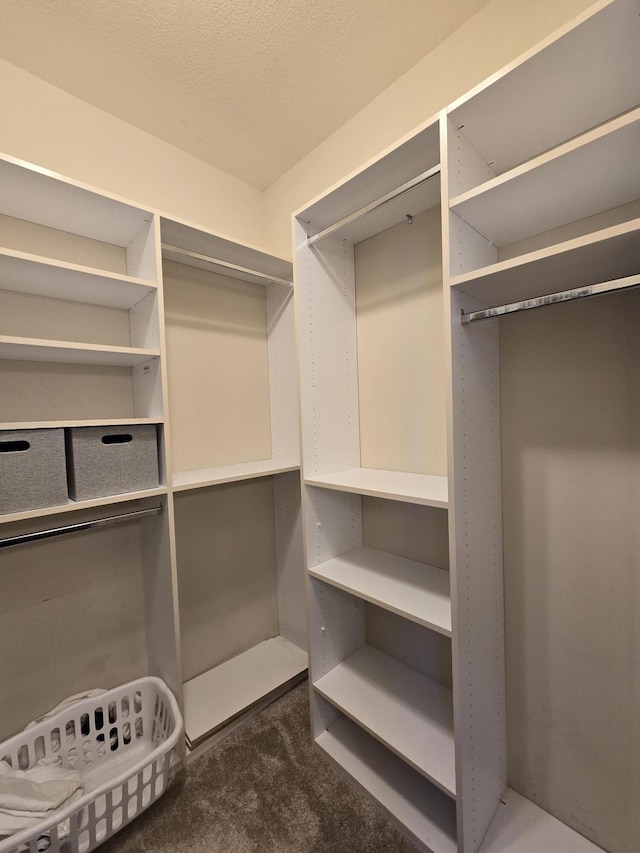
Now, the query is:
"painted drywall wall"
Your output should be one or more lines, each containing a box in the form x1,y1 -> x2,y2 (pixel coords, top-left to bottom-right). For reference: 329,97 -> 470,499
0,59 -> 266,249
264,0 -> 596,259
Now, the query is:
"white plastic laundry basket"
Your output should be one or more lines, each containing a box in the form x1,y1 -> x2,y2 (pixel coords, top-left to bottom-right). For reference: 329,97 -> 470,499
0,677 -> 183,853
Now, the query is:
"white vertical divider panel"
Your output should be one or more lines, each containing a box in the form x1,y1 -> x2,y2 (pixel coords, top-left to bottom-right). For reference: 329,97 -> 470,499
294,219 -> 360,477
265,282 -> 299,462
138,214 -> 183,757
273,470 -> 306,651
449,288 -> 506,853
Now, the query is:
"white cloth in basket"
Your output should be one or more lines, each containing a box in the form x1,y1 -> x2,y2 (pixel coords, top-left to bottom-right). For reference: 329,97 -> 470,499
0,760 -> 83,837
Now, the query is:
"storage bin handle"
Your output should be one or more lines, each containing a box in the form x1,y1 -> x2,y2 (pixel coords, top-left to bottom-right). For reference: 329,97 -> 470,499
101,434 -> 133,445
0,440 -> 30,453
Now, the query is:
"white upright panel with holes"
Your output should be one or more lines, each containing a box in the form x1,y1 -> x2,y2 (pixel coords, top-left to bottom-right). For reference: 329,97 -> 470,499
159,217 -> 306,752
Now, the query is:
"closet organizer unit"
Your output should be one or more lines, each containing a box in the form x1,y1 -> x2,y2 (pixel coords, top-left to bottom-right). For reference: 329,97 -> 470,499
0,154 -> 178,741
443,0 -> 639,851
159,219 -> 307,751
294,118 -> 456,851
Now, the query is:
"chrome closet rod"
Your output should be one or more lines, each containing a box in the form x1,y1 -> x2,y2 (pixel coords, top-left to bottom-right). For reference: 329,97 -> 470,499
0,506 -> 163,549
306,164 -> 441,247
161,244 -> 291,287
460,275 -> 640,325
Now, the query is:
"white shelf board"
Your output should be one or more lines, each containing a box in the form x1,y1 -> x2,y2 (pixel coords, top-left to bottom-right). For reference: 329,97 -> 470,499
297,119 -> 440,235
314,644 -> 456,796
317,716 -> 457,853
450,108 -> 640,247
451,218 -> 640,306
0,248 -> 156,308
309,546 -> 451,636
183,636 -> 308,748
304,468 -> 448,508
0,486 -> 167,526
0,418 -> 163,431
160,216 -> 293,284
0,154 -> 152,246
172,457 -> 300,492
448,0 -> 640,181
318,175 -> 441,246
0,336 -> 160,366
479,788 -> 604,853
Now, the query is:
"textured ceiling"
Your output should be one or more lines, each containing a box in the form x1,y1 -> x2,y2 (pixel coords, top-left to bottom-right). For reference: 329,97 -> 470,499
0,0 -> 492,189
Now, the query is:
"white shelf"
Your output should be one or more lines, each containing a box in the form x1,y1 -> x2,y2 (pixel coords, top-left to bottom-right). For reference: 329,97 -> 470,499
314,644 -> 456,796
450,108 -> 640,247
0,154 -> 153,247
160,216 -> 293,286
183,636 -> 308,748
450,218 -> 640,307
479,789 -> 603,853
305,468 -> 448,508
172,457 -> 300,492
448,0 -> 640,185
0,487 -> 167,525
0,336 -> 160,366
317,716 -> 457,853
0,248 -> 156,308
0,418 -> 162,431
309,546 -> 451,636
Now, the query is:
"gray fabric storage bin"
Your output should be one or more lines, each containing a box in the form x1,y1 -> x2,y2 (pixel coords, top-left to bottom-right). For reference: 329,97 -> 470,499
0,428 -> 68,514
66,424 -> 159,501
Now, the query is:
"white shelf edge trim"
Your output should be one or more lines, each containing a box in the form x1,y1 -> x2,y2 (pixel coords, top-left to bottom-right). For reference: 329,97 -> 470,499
304,468 -> 448,508
309,545 -> 452,636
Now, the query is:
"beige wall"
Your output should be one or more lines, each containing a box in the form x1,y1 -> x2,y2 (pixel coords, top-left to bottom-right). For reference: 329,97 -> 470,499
264,0 -> 595,259
0,59 -> 266,250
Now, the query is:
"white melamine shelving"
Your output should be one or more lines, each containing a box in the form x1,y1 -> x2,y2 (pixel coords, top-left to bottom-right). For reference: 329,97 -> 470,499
182,636 -> 307,748
305,469 -> 448,508
173,458 -> 300,492
0,248 -> 156,308
309,546 -> 451,635
317,717 -> 457,853
450,108 -> 640,249
0,487 -> 168,526
447,0 -> 640,194
295,113 -> 453,851
314,644 -> 456,796
0,336 -> 160,366
0,153 -> 181,768
450,218 -> 640,307
160,215 -> 305,753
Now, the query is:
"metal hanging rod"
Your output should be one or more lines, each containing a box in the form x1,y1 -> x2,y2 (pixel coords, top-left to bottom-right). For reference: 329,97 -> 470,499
306,164 -> 441,247
0,505 -> 163,550
460,274 -> 640,325
161,244 -> 292,287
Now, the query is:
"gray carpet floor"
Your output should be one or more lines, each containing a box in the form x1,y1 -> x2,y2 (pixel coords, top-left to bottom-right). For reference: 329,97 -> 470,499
99,680 -> 419,852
